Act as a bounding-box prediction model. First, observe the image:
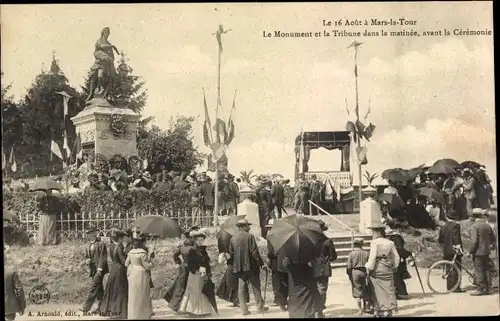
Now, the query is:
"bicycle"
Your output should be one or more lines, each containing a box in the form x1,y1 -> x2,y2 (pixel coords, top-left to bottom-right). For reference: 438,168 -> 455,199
427,248 -> 498,294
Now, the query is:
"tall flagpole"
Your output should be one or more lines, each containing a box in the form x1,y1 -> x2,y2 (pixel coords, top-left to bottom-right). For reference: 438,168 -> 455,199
350,41 -> 363,209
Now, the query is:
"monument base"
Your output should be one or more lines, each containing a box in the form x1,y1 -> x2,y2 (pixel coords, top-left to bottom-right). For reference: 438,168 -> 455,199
359,194 -> 382,234
71,99 -> 141,160
237,198 -> 261,238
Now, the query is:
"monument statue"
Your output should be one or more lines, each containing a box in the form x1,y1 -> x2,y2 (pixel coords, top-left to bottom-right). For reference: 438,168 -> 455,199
86,27 -> 120,103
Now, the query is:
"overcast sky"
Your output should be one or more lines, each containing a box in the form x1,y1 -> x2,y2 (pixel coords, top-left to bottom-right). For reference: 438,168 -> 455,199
1,2 -> 495,189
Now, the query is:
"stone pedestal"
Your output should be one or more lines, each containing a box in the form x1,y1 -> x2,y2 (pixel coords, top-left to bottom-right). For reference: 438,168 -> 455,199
71,98 -> 141,159
239,187 -> 255,203
237,198 -> 261,238
359,185 -> 382,234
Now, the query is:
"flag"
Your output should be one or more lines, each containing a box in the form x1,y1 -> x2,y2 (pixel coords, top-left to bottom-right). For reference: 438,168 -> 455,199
51,140 -> 63,160
72,133 -> 83,161
63,136 -> 71,159
213,118 -> 228,144
9,147 -> 17,172
364,123 -> 376,141
202,89 -> 212,147
57,92 -> 73,158
225,90 -> 237,145
207,154 -> 216,172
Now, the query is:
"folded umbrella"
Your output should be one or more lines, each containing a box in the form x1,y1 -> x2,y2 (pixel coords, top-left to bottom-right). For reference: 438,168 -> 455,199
3,210 -> 20,224
428,163 -> 456,175
267,215 -> 327,264
417,187 -> 445,205
29,179 -> 63,192
132,215 -> 182,239
201,279 -> 218,313
217,215 -> 246,253
375,193 -> 405,209
433,158 -> 460,168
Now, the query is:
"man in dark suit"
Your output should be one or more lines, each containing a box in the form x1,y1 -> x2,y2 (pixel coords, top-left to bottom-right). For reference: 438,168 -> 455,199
200,176 -> 215,226
467,209 -> 497,296
229,219 -> 269,315
4,254 -> 26,321
309,175 -> 323,216
313,220 -> 337,318
229,175 -> 240,215
266,221 -> 288,311
258,181 -> 274,237
81,228 -> 109,313
437,211 -> 464,292
271,178 -> 285,219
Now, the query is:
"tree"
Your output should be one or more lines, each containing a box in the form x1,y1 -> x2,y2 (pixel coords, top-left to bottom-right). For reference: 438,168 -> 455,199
1,72 -> 22,151
138,116 -> 204,174
240,170 -> 256,183
18,55 -> 80,176
80,53 -> 147,113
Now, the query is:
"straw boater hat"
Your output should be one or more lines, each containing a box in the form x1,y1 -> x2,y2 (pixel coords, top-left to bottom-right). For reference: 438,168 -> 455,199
367,223 -> 386,231
236,219 -> 252,227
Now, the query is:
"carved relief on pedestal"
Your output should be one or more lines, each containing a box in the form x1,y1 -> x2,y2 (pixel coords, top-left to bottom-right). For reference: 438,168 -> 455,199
81,130 -> 96,143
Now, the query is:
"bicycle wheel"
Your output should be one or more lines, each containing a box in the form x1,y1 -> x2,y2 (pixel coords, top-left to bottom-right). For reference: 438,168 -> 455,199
427,260 -> 462,294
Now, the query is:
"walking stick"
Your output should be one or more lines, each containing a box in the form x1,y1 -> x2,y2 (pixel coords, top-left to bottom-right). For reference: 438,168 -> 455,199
412,256 -> 426,295
262,267 -> 269,316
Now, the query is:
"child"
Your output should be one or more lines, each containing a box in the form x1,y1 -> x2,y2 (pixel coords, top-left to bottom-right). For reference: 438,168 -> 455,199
346,238 -> 371,315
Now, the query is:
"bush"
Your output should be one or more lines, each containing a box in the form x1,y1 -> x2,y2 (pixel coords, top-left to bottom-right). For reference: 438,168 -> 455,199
3,221 -> 30,246
95,153 -> 109,173
5,189 -> 191,222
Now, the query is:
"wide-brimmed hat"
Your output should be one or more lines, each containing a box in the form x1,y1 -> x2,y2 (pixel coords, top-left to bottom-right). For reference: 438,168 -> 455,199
367,223 -> 386,230
110,227 -> 126,237
236,219 -> 252,227
471,208 -> 488,217
446,210 -> 459,220
317,219 -> 328,231
189,229 -> 207,238
86,227 -> 99,235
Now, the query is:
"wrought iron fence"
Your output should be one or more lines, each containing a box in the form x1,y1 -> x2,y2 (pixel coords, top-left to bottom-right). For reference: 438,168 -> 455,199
18,205 -> 220,241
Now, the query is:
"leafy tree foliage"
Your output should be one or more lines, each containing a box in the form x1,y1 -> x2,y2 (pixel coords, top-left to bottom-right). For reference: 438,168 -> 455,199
1,72 -> 22,150
138,116 -> 204,174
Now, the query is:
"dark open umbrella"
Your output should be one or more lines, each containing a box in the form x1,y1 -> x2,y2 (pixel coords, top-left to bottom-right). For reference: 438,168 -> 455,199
267,215 -> 326,264
375,193 -> 405,209
433,158 -> 460,168
217,214 -> 245,253
3,210 -> 20,224
29,179 -> 63,192
407,165 -> 426,180
381,169 -> 411,183
418,187 -> 445,205
461,161 -> 483,170
132,215 -> 182,239
428,163 -> 456,175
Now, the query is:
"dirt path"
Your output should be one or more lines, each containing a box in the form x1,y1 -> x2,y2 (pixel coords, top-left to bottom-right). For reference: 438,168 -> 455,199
17,268 -> 499,320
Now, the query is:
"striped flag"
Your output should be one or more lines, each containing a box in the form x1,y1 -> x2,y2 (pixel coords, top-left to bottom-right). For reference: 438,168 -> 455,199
57,91 -> 73,159
51,140 -> 63,160
202,88 -> 212,147
213,118 -> 227,144
225,90 -> 237,145
72,133 -> 83,163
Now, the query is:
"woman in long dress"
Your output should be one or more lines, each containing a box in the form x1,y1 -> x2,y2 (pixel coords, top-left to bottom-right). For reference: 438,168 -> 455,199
36,191 -> 59,245
125,234 -> 154,320
178,230 -> 218,317
365,225 -> 400,317
283,256 -> 320,319
164,229 -> 197,313
100,228 -> 128,319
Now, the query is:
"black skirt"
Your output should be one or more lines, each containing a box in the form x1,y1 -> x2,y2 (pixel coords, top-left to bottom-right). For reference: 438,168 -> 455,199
99,263 -> 128,318
216,264 -> 249,304
164,264 -> 189,312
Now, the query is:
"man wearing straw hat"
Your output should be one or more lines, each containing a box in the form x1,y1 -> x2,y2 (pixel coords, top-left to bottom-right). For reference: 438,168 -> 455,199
229,219 -> 269,315
438,210 -> 465,293
80,227 -> 109,313
467,208 -> 496,296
